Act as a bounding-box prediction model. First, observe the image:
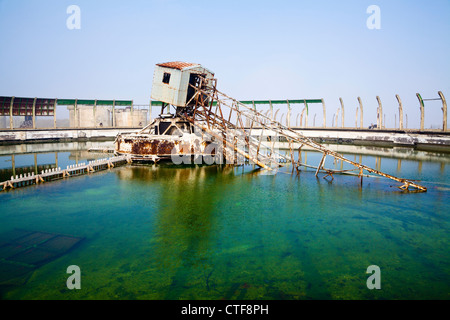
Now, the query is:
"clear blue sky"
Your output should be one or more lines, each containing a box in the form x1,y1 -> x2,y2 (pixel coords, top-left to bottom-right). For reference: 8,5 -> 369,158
0,0 -> 449,128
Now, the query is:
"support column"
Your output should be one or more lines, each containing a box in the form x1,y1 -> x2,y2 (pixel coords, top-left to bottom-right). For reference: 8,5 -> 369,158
112,100 -> 116,128
321,99 -> 326,128
149,101 -> 152,125
300,108 -> 305,128
286,100 -> 291,128
376,96 -> 383,129
252,101 -> 258,128
93,100 -> 97,128
12,154 -> 15,177
9,96 -> 14,129
339,97 -> 345,128
34,153 -> 37,175
269,100 -> 273,120
396,94 -> 403,130
315,153 -> 327,177
335,109 -> 340,128
131,100 -> 134,127
357,97 -> 363,129
303,100 -> 308,128
32,97 -> 37,129
274,109 -> 279,123
416,93 -> 425,131
74,99 -> 78,128
53,99 -> 58,129
438,91 -> 447,132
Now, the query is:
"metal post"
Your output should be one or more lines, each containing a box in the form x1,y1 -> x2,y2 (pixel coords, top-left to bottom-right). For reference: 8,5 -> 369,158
357,97 -> 363,129
32,97 -> 37,129
416,93 -> 425,131
376,96 -> 383,129
355,107 -> 358,128
438,91 -> 447,131
396,94 -> 403,130
339,97 -> 345,128
9,96 -> 14,129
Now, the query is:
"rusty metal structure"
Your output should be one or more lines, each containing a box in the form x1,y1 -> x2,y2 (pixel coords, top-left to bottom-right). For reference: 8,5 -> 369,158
114,62 -> 427,192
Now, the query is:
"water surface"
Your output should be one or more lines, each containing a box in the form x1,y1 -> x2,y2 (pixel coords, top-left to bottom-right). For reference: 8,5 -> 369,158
0,144 -> 449,300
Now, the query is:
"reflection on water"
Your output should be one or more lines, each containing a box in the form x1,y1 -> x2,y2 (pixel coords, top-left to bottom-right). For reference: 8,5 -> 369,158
0,142 -> 449,300
0,142 -> 113,182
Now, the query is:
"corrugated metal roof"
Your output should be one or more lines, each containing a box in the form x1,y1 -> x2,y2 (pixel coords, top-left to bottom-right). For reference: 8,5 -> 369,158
156,61 -> 200,70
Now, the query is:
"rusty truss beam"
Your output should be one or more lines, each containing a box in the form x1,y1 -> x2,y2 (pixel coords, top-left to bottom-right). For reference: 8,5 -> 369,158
182,76 -> 427,192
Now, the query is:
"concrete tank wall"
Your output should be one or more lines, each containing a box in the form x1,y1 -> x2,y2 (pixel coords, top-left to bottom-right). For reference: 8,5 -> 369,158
67,105 -> 111,127
0,116 -> 7,129
115,108 -> 148,127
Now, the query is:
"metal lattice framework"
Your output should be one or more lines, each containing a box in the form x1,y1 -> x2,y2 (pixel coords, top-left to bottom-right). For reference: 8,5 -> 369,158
182,76 -> 427,192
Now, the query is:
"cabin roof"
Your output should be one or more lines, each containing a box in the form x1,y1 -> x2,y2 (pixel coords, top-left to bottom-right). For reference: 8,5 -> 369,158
156,61 -> 200,71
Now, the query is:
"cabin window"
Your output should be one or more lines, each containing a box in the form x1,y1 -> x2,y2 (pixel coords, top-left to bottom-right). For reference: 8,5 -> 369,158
162,72 -> 171,84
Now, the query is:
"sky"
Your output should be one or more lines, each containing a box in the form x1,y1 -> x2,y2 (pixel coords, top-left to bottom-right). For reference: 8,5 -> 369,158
0,0 -> 449,129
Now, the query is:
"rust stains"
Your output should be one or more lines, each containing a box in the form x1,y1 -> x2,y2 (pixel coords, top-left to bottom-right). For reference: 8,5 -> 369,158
156,61 -> 200,70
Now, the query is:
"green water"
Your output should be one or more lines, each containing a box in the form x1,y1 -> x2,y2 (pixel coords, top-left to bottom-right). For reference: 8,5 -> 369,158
0,148 -> 449,300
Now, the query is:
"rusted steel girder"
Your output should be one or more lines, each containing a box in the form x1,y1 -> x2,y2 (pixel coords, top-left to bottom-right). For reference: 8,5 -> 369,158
186,77 -> 427,192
